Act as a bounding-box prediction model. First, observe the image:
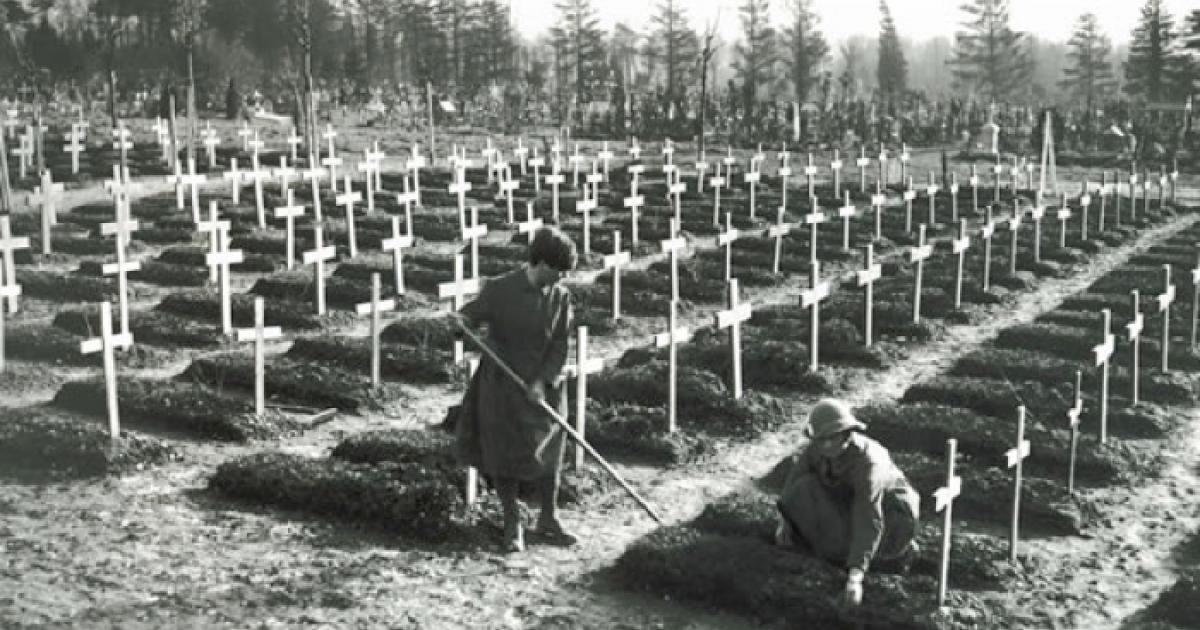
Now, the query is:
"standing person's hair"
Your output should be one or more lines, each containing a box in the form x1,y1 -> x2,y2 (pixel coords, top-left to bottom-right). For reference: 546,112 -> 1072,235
529,227 -> 578,272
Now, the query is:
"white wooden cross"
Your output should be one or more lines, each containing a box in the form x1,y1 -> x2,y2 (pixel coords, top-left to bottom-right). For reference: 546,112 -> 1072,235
949,173 -> 960,223
197,201 -> 230,284
858,243 -> 882,346
201,123 -> 220,169
501,165 -> 521,225
662,161 -> 677,193
979,207 -> 997,292
910,224 -> 934,323
439,255 -> 482,377
235,297 -> 283,414
206,225 -> 244,333
598,141 -> 615,182
33,173 -> 63,255
1066,370 -> 1083,494
528,148 -> 545,193
381,215 -> 413,296
366,141 -> 386,191
767,205 -> 794,275
1093,309 -> 1115,444
934,437 -> 961,608
1029,202 -> 1046,263
545,163 -> 565,223
668,171 -> 687,225
10,131 -> 31,180
718,212 -> 741,282
286,128 -> 303,164
112,124 -> 133,174
604,230 -> 631,320
448,163 -> 473,232
275,156 -> 297,193
513,137 -> 530,176
2,109 -> 18,140
663,139 -> 677,168
837,190 -> 856,251
710,163 -> 727,227
1126,289 -> 1145,405
1170,162 -> 1180,204
695,155 -> 710,195
0,218 -> 28,315
899,144 -> 911,185
942,218 -> 968,310
181,157 -> 207,224
1079,183 -> 1093,242
661,219 -> 687,303
273,189 -> 306,270
1157,264 -> 1176,373
991,156 -> 1004,202
1055,195 -> 1072,249
322,123 -> 338,159
223,156 -> 246,204
355,273 -> 397,386
80,301 -> 133,439
301,162 -> 326,220
0,259 -> 20,372
302,225 -> 337,315
63,130 -> 85,175
337,175 -> 363,258
801,259 -> 833,372
570,144 -> 587,189
406,144 -> 427,207
247,131 -> 266,165
628,137 -> 641,161
778,150 -> 792,209
902,177 -> 918,233
1098,172 -> 1110,233
321,150 -> 343,196
654,298 -> 693,433
870,182 -> 887,241
744,166 -> 761,220
1006,405 -> 1031,563
567,325 -> 606,468
803,153 -> 818,199
462,206 -> 487,279
716,278 -> 753,399
247,155 -> 272,229
237,120 -> 253,152
517,201 -> 544,245
1007,204 -> 1024,276
624,187 -> 645,247
804,195 -> 826,262
856,146 -> 871,193
101,218 -> 140,339
627,163 -> 645,197
576,194 -> 597,258
166,156 -> 186,211
925,172 -> 940,227
878,146 -> 889,188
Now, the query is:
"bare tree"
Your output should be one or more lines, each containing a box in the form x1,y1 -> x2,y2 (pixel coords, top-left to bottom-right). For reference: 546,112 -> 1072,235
698,15 -> 719,155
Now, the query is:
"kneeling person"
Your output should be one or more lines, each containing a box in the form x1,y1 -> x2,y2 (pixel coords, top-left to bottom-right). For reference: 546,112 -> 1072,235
775,398 -> 919,607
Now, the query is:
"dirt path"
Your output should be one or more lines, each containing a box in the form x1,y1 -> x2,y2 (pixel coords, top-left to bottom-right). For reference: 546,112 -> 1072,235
2,187 -> 1195,629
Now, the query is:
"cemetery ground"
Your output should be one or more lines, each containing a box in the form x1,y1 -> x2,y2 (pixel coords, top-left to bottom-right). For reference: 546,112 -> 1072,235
5,116 -> 1200,628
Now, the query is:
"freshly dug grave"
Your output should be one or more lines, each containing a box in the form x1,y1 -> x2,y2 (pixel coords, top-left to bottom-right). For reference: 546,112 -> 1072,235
15,269 -> 123,302
0,406 -> 178,481
5,321 -> 162,367
76,259 -> 208,287
208,452 -> 461,540
53,307 -> 225,349
380,313 -> 461,349
285,336 -> 454,384
329,429 -> 615,507
181,353 -> 408,412
569,281 -> 684,323
856,403 -> 1139,486
52,379 -> 311,442
993,322 -> 1200,372
156,290 -> 329,330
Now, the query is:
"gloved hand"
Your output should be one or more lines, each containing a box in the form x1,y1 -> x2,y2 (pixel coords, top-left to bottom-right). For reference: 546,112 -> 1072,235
841,569 -> 864,607
527,379 -> 547,404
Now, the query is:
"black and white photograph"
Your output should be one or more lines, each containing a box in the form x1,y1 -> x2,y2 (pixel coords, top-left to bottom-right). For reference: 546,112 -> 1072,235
0,0 -> 1198,627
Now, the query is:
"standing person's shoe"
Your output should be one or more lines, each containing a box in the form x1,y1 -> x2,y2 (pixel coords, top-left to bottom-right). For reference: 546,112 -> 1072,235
533,516 -> 578,547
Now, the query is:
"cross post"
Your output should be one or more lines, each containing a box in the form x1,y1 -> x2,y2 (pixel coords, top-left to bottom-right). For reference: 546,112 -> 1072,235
653,298 -> 692,433
858,244 -> 882,346
934,437 -> 961,608
716,278 -> 753,398
235,297 -> 284,413
952,218 -> 971,309
1158,264 -> 1176,373
801,260 -> 832,372
1007,405 -> 1031,563
354,273 -> 398,386
79,301 -> 133,439
910,224 -> 934,323
336,175 -> 363,258
1093,309 -> 1115,444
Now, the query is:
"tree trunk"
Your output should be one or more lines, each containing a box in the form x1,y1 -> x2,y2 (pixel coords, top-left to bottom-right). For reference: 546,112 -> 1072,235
187,47 -> 197,166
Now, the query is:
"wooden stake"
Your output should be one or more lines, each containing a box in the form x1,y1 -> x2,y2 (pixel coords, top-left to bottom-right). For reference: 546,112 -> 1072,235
568,326 -> 605,468
653,298 -> 692,434
1126,290 -> 1144,405
235,297 -> 283,413
1093,309 -> 1115,444
952,219 -> 971,309
837,190 -> 856,251
354,274 -> 397,386
857,244 -> 882,347
1158,264 -> 1176,373
1067,370 -> 1083,495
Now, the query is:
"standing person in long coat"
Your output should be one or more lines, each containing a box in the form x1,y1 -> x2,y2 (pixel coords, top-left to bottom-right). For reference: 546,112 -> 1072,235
455,226 -> 579,553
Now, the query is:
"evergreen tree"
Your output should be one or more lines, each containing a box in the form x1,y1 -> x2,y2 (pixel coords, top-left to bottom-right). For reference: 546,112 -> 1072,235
948,0 -> 1032,102
783,0 -> 828,104
550,0 -> 606,110
838,41 -> 861,100
1124,0 -> 1176,101
1059,13 -> 1115,115
877,0 -> 907,99
732,0 -> 776,116
1178,10 -> 1200,99
646,0 -> 699,105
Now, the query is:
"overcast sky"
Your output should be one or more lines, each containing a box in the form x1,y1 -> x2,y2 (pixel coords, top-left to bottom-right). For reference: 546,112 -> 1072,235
511,0 -> 1197,45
